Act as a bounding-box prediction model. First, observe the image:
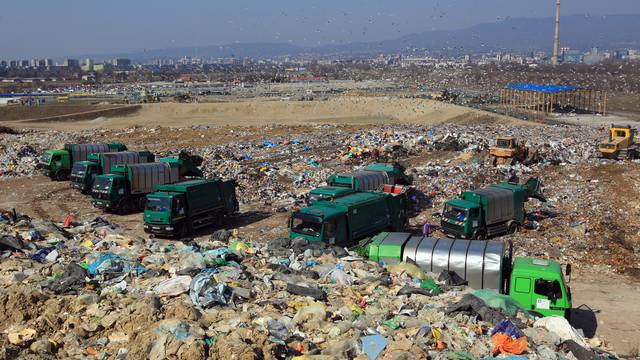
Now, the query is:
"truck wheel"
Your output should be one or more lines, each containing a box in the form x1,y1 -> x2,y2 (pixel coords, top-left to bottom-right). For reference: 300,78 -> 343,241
116,202 -> 129,215
473,230 -> 487,240
508,222 -> 519,234
55,170 -> 69,181
178,220 -> 192,239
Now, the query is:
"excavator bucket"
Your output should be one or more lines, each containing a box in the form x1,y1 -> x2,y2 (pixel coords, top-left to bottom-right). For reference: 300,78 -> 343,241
524,178 -> 546,202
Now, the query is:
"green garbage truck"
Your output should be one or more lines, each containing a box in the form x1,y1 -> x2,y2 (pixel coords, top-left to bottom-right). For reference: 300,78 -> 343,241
440,178 -> 546,239
91,153 -> 203,214
143,179 -> 239,237
369,232 -> 572,318
40,143 -> 128,181
289,188 -> 408,246
309,163 -> 413,203
70,151 -> 155,193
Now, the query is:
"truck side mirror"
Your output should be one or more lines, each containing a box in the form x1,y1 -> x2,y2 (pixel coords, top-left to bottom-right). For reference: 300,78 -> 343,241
565,264 -> 572,277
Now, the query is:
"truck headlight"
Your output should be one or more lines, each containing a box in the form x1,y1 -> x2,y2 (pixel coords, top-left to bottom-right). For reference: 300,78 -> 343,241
166,226 -> 173,231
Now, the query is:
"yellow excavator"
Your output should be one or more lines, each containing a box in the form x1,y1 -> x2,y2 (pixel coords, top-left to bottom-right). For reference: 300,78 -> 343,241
490,136 -> 535,166
598,125 -> 639,160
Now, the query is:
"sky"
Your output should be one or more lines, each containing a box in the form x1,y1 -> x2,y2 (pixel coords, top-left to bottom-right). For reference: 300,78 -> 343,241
1,0 -> 639,58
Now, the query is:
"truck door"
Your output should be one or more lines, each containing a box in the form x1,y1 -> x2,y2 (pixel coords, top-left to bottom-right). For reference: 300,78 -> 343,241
510,276 -> 533,311
532,278 -> 565,315
173,196 -> 186,218
324,217 -> 347,245
51,154 -> 62,170
87,165 -> 98,183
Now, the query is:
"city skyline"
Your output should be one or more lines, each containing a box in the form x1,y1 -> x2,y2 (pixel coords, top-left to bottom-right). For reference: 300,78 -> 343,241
1,0 -> 639,58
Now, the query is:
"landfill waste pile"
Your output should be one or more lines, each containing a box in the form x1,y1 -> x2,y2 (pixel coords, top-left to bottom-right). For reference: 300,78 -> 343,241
0,210 -> 619,359
2,122 -> 639,274
2,119 -> 639,358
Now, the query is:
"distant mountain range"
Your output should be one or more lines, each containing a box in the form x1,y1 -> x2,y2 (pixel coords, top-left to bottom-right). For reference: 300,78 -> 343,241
82,14 -> 640,61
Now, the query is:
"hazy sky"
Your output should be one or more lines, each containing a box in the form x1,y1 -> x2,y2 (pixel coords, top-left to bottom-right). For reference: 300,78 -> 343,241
1,0 -> 638,58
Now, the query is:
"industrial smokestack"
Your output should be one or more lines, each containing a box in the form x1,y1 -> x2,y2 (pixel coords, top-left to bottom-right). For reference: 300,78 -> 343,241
552,0 -> 561,65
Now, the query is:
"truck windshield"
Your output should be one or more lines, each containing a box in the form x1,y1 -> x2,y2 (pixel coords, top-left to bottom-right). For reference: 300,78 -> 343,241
497,139 -> 512,147
93,177 -> 112,191
146,197 -> 171,212
308,193 -> 326,203
71,163 -> 87,176
291,214 -> 322,237
41,153 -> 53,164
443,204 -> 468,221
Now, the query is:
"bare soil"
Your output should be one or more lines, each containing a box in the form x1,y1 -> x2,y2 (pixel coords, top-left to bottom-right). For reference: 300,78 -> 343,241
5,97 -> 528,130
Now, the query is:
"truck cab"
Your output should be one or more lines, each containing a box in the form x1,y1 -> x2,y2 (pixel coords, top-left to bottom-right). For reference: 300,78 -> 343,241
289,207 -> 348,245
40,150 -> 70,180
70,160 -> 100,193
91,174 -> 128,211
491,137 -> 517,155
598,125 -> 638,159
441,199 -> 480,239
508,257 -> 571,318
144,192 -> 186,235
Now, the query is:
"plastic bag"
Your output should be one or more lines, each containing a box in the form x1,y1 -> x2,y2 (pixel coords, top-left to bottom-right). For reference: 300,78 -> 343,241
154,275 -> 192,297
229,240 -> 252,254
491,320 -> 524,339
189,273 -> 232,307
267,320 -> 289,340
327,268 -> 352,286
32,247 -> 56,263
491,333 -> 528,355
177,251 -> 205,272
534,316 -> 589,348
420,279 -> 444,295
385,262 -> 427,280
293,303 -> 327,325
473,289 -> 526,316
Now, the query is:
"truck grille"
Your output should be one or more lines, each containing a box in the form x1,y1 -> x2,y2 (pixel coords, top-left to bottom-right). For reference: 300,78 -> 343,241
93,192 -> 109,200
441,221 -> 463,236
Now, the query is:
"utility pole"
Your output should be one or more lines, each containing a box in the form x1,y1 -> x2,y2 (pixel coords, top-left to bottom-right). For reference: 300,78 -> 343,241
552,0 -> 561,65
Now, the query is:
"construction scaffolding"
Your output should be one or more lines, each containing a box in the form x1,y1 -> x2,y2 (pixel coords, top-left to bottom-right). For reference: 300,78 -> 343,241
499,83 -> 607,122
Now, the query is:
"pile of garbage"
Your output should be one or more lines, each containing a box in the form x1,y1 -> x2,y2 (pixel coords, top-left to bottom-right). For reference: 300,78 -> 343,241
0,128 -> 103,179
0,209 -> 617,359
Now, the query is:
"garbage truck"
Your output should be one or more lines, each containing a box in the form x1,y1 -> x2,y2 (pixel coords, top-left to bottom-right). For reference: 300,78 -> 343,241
40,143 -> 128,181
309,163 -> 413,203
143,179 -> 239,237
368,232 -> 572,318
70,151 -> 155,193
289,187 -> 408,246
440,178 -> 546,239
92,152 -> 203,214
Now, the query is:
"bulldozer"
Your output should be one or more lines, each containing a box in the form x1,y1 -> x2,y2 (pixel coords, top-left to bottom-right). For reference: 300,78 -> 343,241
490,136 -> 535,166
598,125 -> 639,160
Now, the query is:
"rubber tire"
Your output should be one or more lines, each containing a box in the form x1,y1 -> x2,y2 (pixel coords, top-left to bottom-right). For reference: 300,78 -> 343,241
178,222 -> 188,238
473,230 -> 487,240
178,220 -> 193,239
116,201 -> 129,215
138,197 -> 147,211
55,170 -> 69,181
508,222 -> 519,234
